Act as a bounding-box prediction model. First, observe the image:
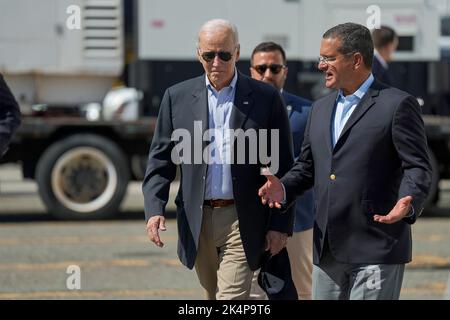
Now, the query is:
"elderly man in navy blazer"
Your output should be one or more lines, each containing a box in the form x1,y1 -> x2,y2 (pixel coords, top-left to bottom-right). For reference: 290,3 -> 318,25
143,20 -> 294,300
258,23 -> 432,300
0,74 -> 21,157
249,42 -> 314,300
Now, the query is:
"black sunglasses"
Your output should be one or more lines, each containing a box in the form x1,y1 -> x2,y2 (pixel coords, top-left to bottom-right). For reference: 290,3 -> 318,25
252,64 -> 285,75
200,51 -> 233,62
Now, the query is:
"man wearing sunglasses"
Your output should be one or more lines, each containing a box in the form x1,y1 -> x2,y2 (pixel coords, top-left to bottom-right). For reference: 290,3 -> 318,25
249,42 -> 314,300
258,23 -> 432,299
143,19 -> 294,300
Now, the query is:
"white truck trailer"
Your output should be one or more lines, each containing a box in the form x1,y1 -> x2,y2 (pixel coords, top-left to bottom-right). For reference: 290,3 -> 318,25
1,0 -> 449,219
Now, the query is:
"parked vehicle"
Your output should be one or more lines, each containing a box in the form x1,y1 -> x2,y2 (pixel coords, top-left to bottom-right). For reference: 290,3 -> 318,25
1,0 -> 449,219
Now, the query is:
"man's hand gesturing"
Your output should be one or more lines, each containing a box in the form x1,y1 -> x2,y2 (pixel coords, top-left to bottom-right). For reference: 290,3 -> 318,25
258,169 -> 284,209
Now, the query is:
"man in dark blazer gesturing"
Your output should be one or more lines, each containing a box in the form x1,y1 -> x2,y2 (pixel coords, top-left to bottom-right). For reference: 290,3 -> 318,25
0,74 -> 21,157
258,23 -> 432,300
142,19 -> 294,299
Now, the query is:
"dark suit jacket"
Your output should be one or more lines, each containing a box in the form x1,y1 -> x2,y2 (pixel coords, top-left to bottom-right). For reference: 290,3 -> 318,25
280,80 -> 432,265
143,72 -> 294,270
282,91 -> 314,232
372,55 -> 393,86
0,74 -> 21,157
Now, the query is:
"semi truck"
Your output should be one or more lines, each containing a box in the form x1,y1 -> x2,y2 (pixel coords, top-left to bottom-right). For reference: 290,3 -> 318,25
1,0 -> 449,219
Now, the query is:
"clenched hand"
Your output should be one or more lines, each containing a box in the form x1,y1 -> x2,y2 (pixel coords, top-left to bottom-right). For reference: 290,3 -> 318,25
266,230 -> 288,255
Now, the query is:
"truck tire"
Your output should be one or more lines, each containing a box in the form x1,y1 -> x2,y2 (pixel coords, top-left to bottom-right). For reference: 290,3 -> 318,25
424,149 -> 440,208
36,134 -> 130,220
131,154 -> 147,180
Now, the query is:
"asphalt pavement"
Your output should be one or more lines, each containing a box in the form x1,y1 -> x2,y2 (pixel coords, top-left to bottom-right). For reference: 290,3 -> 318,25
0,164 -> 449,300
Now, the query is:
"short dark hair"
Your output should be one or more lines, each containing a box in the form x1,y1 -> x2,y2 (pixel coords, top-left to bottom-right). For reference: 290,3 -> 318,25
323,22 -> 373,69
372,25 -> 397,49
251,42 -> 287,65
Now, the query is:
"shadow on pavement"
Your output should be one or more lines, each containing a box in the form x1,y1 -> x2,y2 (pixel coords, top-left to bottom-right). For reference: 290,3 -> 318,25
0,210 -> 177,223
115,210 -> 177,221
422,206 -> 450,218
0,207 -> 448,223
1,209 -> 447,224
408,264 -> 450,270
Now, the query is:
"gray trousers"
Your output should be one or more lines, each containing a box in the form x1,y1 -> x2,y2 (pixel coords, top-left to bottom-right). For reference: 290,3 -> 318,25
312,244 -> 405,300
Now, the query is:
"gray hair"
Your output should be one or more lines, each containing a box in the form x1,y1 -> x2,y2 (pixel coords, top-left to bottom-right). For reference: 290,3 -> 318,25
197,19 -> 239,47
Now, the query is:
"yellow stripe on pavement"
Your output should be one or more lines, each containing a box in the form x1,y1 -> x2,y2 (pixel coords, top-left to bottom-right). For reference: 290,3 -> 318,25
402,282 -> 447,296
0,259 -> 153,270
0,288 -> 202,300
408,255 -> 450,269
0,258 -> 185,271
0,235 -> 176,246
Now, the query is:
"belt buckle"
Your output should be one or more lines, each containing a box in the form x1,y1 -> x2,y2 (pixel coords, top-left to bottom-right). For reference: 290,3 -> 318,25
205,199 -> 216,208
205,199 -> 231,208
212,200 -> 221,208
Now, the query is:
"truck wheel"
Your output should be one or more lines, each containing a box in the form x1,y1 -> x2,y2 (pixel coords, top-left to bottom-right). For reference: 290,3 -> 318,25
424,149 -> 440,208
131,154 -> 147,180
36,134 -> 130,220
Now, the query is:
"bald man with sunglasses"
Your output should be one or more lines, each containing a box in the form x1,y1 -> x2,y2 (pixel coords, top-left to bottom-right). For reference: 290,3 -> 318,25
249,42 -> 314,300
143,20 -> 294,300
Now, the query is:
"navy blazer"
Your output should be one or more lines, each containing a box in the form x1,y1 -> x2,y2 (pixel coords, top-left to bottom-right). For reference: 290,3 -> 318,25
0,74 -> 21,157
372,55 -> 393,86
143,72 -> 294,270
282,91 -> 314,232
281,80 -> 432,265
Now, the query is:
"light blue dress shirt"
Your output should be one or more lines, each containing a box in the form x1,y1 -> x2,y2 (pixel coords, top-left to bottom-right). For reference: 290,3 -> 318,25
204,70 -> 238,200
332,74 -> 374,147
282,74 -> 378,206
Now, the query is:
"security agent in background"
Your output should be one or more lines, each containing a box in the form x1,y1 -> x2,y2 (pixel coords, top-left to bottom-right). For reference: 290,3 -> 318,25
371,25 -> 398,86
249,42 -> 314,300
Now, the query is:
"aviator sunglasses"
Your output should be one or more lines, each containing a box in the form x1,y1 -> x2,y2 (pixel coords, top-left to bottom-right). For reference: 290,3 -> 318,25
252,64 -> 286,75
200,51 -> 233,62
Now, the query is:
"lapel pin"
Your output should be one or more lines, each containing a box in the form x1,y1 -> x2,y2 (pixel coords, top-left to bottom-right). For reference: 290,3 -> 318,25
243,101 -> 249,105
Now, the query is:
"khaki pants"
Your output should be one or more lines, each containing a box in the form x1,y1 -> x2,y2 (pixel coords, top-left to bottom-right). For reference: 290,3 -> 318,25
287,228 -> 313,300
194,205 -> 254,300
250,228 -> 313,300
